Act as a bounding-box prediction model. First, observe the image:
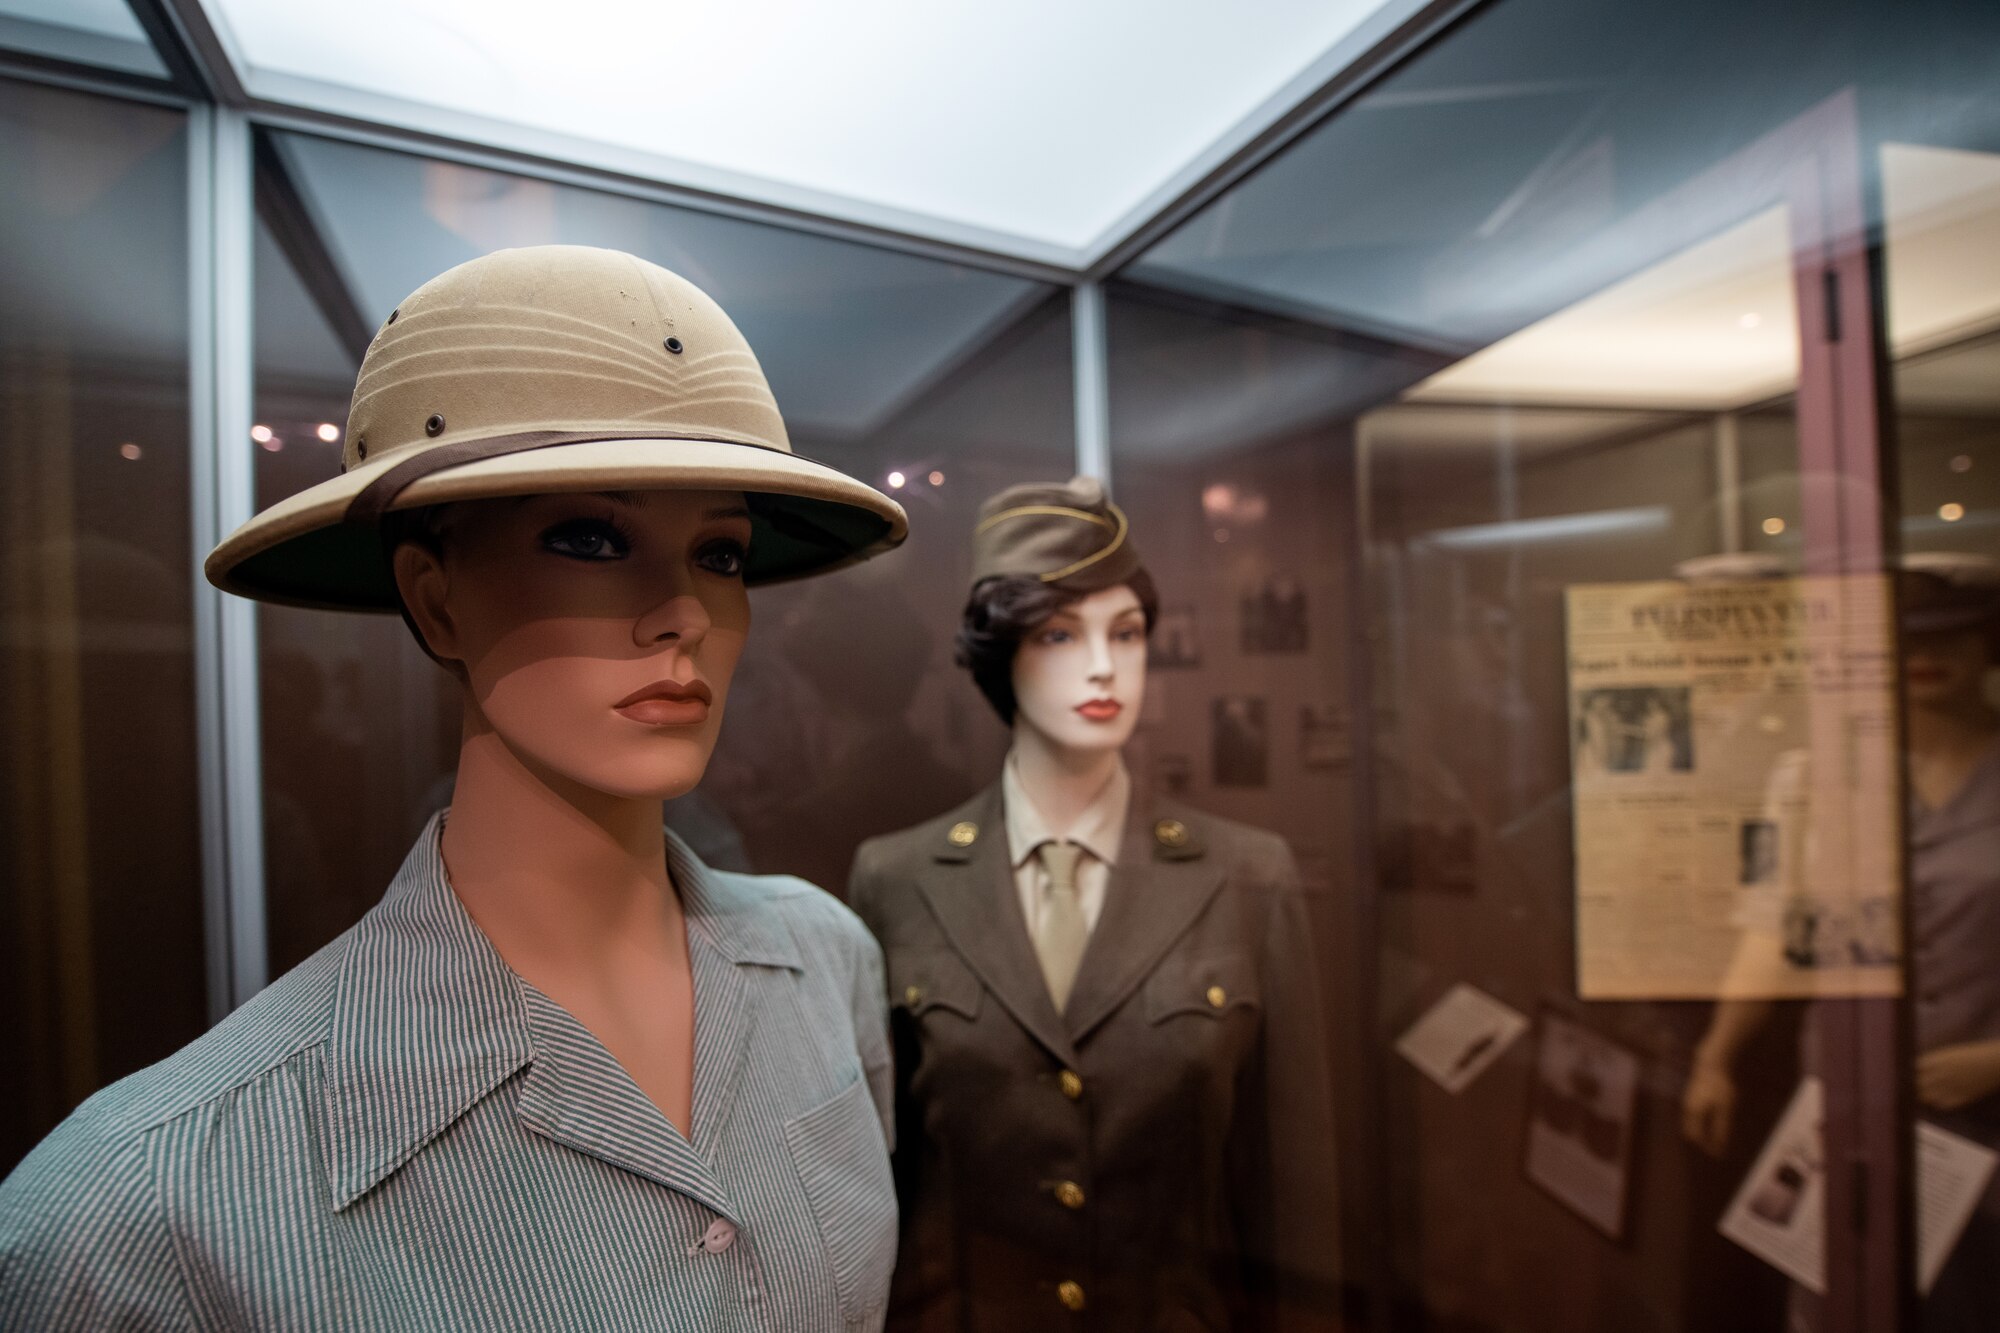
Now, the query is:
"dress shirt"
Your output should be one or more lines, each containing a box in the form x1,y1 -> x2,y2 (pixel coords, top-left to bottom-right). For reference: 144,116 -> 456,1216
1002,752 -> 1130,936
0,813 -> 897,1331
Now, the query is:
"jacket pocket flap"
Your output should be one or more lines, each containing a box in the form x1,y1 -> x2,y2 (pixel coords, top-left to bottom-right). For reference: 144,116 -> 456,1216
1145,952 -> 1261,1022
889,951 -> 984,1020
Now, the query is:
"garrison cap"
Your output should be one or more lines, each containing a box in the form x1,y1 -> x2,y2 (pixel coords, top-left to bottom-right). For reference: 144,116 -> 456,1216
970,476 -> 1141,594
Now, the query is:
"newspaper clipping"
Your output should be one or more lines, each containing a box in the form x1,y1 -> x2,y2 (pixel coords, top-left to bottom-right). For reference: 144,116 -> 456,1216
1566,576 -> 1901,999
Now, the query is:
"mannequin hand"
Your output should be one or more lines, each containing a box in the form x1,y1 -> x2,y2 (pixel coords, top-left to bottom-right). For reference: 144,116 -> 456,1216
1917,1040 -> 2000,1112
1681,1059 -> 1737,1158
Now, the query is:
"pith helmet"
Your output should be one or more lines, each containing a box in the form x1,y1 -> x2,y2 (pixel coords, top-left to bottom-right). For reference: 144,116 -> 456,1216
205,244 -> 907,610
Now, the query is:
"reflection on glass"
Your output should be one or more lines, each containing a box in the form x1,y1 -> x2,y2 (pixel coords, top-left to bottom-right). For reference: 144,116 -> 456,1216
0,76 -> 201,1174
254,131 -> 1069,970
0,0 -> 167,77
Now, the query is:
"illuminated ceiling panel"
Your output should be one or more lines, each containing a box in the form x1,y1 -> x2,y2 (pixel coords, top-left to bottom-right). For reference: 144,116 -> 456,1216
201,0 -> 1404,261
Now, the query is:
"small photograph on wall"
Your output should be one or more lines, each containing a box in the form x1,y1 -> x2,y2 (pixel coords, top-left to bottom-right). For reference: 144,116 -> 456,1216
1149,606 -> 1202,669
1299,704 -> 1350,770
1523,1012 -> 1640,1239
1153,752 -> 1193,798
1212,696 -> 1268,788
1572,685 -> 1694,775
1241,574 -> 1308,654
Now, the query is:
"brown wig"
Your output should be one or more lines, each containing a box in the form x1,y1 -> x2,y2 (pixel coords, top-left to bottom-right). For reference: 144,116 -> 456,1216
955,568 -> 1158,725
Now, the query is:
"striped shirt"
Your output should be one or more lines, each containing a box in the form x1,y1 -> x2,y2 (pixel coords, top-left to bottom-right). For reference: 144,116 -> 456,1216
0,814 -> 897,1330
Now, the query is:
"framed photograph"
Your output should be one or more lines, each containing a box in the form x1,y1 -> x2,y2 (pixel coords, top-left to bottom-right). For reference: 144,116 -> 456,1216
1299,704 -> 1349,770
1153,752 -> 1193,798
1211,696 -> 1268,788
1522,1012 -> 1641,1239
1240,574 -> 1308,655
1149,605 -> 1202,669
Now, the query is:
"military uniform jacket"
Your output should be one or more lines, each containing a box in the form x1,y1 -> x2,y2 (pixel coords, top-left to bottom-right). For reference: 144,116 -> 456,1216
0,814 -> 898,1331
848,785 -> 1341,1332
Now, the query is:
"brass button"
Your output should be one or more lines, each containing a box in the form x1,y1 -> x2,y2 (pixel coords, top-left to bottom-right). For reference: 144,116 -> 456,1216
1057,1280 -> 1086,1312
1054,1180 -> 1085,1210
1058,1070 -> 1084,1101
904,984 -> 923,1007
1206,985 -> 1227,1009
948,821 -> 979,847
1155,818 -> 1188,848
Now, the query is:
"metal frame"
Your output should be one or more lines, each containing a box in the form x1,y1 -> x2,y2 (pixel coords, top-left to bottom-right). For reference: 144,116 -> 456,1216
187,101 -> 269,1015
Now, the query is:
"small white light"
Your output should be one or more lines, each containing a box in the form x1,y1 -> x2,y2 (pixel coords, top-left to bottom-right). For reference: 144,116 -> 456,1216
1940,502 -> 1966,522
316,422 -> 341,443
928,471 -> 945,487
118,442 -> 142,461
887,471 -> 906,489
1762,516 -> 1786,536
249,424 -> 274,443
260,436 -> 284,453
1951,455 -> 1973,474
1739,312 -> 1762,330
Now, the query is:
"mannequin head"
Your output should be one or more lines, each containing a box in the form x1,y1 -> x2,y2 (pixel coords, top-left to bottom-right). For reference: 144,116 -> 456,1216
1903,627 -> 1993,711
1899,559 -> 2000,715
957,569 -> 1158,757
390,488 -> 753,801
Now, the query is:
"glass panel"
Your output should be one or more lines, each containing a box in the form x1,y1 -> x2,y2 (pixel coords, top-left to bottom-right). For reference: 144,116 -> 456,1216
209,0 -> 1401,250
253,130 -> 1070,973
1117,1 -> 2000,1328
0,0 -> 168,78
1880,83 -> 2000,1333
0,75 -> 200,1174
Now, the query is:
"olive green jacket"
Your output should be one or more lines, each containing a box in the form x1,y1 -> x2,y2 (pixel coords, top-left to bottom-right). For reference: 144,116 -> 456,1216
849,783 -> 1342,1333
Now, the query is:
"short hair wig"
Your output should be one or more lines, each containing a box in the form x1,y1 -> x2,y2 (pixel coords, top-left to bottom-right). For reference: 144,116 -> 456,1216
955,568 -> 1159,725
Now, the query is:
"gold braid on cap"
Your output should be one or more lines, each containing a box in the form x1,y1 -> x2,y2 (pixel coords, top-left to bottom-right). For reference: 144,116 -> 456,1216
975,502 -> 1130,584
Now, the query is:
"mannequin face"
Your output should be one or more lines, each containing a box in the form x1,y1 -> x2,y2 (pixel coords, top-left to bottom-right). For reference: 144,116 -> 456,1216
394,489 -> 752,801
1903,626 -> 1992,710
1011,583 -> 1147,757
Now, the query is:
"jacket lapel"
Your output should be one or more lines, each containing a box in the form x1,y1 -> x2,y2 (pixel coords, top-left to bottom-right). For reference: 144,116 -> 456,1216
1061,805 -> 1224,1045
913,784 -> 1080,1067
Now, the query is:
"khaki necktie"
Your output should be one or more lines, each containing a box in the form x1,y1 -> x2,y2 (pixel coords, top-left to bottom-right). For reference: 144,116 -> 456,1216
1034,840 -> 1090,1012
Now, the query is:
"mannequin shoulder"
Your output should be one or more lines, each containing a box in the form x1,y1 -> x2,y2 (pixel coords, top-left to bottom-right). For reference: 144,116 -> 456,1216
1155,800 -> 1298,884
848,791 -> 992,888
709,869 -> 881,968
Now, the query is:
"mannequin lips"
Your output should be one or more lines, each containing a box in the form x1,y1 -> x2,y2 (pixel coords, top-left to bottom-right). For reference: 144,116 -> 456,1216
1076,698 -> 1123,722
614,678 -> 713,726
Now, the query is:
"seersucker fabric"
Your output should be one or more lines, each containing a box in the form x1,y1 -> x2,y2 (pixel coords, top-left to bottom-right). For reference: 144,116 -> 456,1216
0,813 -> 897,1331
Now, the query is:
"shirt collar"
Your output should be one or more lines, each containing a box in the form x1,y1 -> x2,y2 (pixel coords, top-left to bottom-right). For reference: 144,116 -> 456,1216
323,812 -> 801,1210
1001,750 -> 1130,870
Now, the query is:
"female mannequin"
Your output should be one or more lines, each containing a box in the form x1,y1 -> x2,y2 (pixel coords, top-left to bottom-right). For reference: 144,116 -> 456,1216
1682,554 -> 2000,1328
849,478 -> 1343,1332
0,246 -> 903,1331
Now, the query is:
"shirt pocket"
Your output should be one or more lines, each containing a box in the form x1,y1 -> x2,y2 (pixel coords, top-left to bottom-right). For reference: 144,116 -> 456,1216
1144,952 -> 1262,1023
889,950 -> 984,1022
784,1075 -> 899,1326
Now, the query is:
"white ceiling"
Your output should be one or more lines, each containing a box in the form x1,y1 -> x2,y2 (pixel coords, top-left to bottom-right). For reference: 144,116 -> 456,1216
196,0 -> 1411,265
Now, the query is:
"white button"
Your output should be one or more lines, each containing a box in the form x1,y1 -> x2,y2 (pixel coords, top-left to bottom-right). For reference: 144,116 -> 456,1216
698,1219 -> 737,1253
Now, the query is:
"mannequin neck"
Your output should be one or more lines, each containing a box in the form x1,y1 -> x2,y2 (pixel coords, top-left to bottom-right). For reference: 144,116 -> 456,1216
1905,695 -> 2000,760
439,696 -> 677,970
1009,721 -> 1124,841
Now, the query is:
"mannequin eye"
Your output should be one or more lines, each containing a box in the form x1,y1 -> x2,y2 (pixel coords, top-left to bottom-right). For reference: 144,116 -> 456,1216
695,538 -> 748,578
1113,623 -> 1146,643
1036,627 -> 1075,646
542,518 -> 630,561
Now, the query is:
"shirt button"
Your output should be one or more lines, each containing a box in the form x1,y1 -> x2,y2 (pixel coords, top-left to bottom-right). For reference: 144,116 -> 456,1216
1058,1070 -> 1084,1100
699,1219 -> 737,1253
1057,1280 -> 1087,1312
1054,1180 -> 1086,1210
